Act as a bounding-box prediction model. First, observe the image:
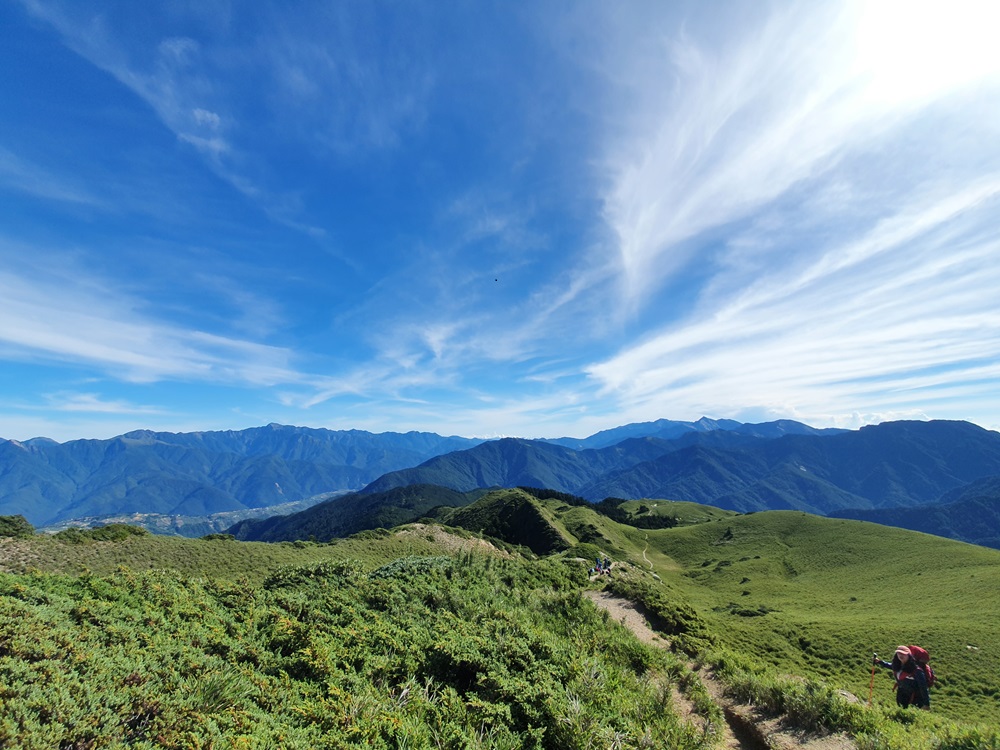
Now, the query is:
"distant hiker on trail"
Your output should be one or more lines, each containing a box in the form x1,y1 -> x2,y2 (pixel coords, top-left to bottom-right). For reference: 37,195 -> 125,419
874,645 -> 931,709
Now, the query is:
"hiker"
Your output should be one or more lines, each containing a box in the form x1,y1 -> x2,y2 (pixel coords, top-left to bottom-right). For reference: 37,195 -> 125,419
874,646 -> 930,709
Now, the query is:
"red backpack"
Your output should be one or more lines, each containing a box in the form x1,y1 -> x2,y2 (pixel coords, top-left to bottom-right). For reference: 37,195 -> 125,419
908,645 -> 936,688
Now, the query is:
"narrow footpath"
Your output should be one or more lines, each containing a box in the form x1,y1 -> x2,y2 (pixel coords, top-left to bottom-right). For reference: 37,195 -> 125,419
583,591 -> 856,750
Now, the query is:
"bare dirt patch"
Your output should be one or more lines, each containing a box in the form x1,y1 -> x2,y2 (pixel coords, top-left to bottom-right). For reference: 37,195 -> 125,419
395,524 -> 514,557
584,590 -> 665,647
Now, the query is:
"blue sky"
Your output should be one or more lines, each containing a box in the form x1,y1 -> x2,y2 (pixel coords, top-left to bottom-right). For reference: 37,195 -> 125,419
2,0 -> 999,443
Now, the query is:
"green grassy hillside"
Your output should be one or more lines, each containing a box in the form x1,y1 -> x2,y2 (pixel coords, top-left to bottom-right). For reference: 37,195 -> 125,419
442,494 -> 1000,726
615,498 -> 737,526
444,489 -> 577,555
3,495 -> 999,748
0,522 -> 494,582
646,512 -> 1000,723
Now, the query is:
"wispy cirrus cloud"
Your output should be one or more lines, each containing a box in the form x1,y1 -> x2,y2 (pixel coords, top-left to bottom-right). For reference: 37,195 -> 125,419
594,0 -> 1000,310
18,0 -> 432,235
563,0 -> 1000,428
588,178 -> 1000,424
40,392 -> 166,415
0,261 -> 299,387
0,147 -> 104,207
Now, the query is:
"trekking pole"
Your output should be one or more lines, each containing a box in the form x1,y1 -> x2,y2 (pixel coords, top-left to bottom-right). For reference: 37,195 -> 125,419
868,653 -> 877,706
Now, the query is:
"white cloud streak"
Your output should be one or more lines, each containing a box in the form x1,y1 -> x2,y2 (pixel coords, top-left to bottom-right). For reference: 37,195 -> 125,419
19,0 -> 431,236
40,392 -> 166,415
588,182 -> 1000,423
0,265 -> 299,387
597,0 -> 1000,308
0,148 -> 104,207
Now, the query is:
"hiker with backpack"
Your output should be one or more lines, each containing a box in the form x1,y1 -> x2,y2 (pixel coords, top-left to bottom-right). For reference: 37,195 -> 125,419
874,645 -> 933,709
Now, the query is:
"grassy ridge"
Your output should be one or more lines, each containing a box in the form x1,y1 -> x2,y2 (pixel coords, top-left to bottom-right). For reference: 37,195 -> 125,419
0,524 -> 505,582
443,496 -> 1000,727
615,499 -> 737,526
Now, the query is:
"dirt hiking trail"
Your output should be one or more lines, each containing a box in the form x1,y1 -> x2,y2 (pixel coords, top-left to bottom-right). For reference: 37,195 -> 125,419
584,591 -> 856,750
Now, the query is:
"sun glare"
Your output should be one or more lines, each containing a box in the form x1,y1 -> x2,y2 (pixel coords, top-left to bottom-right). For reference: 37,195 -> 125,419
853,0 -> 1000,105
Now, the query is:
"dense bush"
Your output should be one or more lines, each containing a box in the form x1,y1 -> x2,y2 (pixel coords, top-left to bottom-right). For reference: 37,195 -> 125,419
517,487 -> 589,507
0,554 -> 706,749
0,515 -> 34,539
592,498 -> 679,529
53,524 -> 149,544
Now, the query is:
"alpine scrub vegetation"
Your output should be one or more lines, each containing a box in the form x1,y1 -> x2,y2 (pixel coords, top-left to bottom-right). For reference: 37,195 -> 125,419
0,515 -> 35,539
3,491 -> 1000,749
0,553 -> 702,749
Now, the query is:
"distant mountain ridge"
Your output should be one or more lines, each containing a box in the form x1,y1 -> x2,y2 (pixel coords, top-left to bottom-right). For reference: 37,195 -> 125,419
228,484 -> 489,543
0,424 -> 481,526
358,437 -> 676,497
5,418 -> 999,548
832,475 -> 1000,549
544,417 -> 845,450
373,420 -> 1000,510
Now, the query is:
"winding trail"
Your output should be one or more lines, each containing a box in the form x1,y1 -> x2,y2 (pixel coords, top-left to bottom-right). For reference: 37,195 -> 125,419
583,590 -> 856,750
642,535 -> 654,570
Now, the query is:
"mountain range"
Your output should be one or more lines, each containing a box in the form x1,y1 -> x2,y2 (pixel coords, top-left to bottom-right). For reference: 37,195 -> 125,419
831,474 -> 1000,548
0,424 -> 480,526
0,417 -> 816,526
361,420 -> 1000,512
234,420 -> 1000,548
3,417 -> 999,548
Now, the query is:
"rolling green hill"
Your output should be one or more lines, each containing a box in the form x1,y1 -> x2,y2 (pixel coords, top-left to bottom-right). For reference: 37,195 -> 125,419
436,493 -> 1000,725
2,494 -> 999,748
443,489 -> 578,555
647,512 -> 1000,722
614,498 -> 737,526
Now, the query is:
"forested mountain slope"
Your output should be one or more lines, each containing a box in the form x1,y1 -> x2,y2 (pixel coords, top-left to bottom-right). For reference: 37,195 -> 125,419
0,425 -> 481,525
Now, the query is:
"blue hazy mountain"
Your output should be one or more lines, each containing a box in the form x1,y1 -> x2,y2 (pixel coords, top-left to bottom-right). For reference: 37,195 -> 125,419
4,419 -> 999,551
351,420 -> 1000,531
0,424 -> 481,526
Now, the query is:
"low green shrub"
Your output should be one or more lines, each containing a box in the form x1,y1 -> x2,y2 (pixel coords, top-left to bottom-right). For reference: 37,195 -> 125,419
53,524 -> 148,544
0,515 -> 34,539
0,554 -> 709,748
